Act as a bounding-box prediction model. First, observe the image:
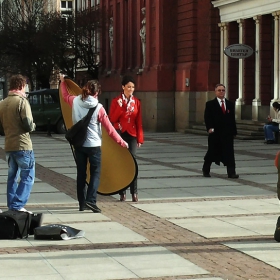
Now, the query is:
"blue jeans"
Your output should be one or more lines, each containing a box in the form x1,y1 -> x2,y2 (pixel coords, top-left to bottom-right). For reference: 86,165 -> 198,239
263,124 -> 279,140
74,146 -> 101,209
6,150 -> 35,210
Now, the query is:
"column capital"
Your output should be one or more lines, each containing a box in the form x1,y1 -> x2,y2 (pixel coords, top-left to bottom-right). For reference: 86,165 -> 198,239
237,19 -> 244,27
218,23 -> 224,31
218,22 -> 228,27
218,22 -> 229,31
253,15 -> 261,24
272,13 -> 279,20
272,11 -> 280,17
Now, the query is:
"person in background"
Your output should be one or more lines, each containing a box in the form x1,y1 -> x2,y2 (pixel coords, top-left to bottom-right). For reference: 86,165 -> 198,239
60,74 -> 128,213
109,75 -> 144,202
263,101 -> 280,144
0,74 -> 36,213
202,83 -> 239,179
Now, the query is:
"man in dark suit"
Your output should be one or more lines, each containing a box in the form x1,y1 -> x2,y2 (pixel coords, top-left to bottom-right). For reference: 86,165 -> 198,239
202,84 -> 239,179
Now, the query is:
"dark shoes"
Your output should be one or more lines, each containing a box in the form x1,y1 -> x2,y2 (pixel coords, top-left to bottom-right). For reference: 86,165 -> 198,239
120,194 -> 126,201
79,204 -> 91,211
265,140 -> 275,144
85,202 -> 101,213
132,194 -> 138,202
202,168 -> 239,179
228,174 -> 239,179
202,170 -> 211,177
120,194 -> 138,202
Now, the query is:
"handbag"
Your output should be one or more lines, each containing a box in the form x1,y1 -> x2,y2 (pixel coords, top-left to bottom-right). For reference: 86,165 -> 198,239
65,105 -> 97,147
34,224 -> 85,240
0,210 -> 31,239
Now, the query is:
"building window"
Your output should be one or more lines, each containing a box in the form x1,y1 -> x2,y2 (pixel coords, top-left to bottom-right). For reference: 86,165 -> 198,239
61,1 -> 72,9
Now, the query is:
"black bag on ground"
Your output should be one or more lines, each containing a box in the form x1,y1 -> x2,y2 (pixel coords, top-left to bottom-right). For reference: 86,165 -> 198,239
274,216 -> 280,242
29,213 -> 44,235
65,106 -> 97,147
0,210 -> 31,239
34,224 -> 85,240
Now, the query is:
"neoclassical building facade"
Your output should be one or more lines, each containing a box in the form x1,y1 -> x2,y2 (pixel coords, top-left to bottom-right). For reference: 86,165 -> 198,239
213,0 -> 280,121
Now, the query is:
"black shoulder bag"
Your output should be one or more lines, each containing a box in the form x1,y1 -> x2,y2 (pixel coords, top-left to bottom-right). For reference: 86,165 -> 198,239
0,210 -> 31,239
65,106 -> 97,147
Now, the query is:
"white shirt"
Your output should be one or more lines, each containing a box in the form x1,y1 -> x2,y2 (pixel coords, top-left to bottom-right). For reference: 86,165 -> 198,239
217,98 -> 226,111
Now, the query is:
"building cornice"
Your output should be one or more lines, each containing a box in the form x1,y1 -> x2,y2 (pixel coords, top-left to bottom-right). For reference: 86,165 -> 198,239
212,0 -> 241,8
212,0 -> 280,22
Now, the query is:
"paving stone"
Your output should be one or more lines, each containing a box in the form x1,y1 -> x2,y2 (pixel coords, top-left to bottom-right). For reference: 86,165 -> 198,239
0,133 -> 280,279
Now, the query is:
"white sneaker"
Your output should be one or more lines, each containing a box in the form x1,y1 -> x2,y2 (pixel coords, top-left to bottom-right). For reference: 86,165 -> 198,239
18,208 -> 33,214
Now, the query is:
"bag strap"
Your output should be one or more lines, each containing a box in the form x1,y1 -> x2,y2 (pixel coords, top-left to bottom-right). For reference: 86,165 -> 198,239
83,104 -> 98,125
87,105 -> 98,118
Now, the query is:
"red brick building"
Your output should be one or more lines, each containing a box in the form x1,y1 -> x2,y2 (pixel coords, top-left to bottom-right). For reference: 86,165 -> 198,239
83,0 -> 280,132
97,0 -> 220,132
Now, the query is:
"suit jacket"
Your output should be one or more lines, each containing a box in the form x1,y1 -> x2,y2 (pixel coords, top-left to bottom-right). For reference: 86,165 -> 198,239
204,98 -> 237,166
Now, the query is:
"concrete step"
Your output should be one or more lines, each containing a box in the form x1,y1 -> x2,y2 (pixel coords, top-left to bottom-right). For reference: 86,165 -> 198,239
236,124 -> 263,132
236,120 -> 265,125
186,120 -> 265,140
185,128 -> 263,140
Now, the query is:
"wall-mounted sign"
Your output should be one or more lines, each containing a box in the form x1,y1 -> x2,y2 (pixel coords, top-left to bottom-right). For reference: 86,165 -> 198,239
224,44 -> 254,59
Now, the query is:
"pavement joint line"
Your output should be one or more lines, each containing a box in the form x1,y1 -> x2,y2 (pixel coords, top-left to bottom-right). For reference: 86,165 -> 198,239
135,156 -> 277,194
0,133 -> 280,279
0,241 -> 154,255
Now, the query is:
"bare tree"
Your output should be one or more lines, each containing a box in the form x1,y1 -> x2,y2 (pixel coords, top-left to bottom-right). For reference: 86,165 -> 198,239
0,0 -> 108,89
0,0 -> 75,90
74,6 -> 105,79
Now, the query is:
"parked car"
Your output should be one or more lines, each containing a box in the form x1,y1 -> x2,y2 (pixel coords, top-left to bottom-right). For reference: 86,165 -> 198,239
28,89 -> 66,134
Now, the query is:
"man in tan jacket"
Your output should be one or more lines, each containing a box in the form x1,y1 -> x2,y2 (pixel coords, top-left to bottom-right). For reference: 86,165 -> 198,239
0,74 -> 36,213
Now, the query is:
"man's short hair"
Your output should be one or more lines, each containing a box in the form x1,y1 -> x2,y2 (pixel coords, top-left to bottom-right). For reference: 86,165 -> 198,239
9,75 -> 26,91
215,84 -> 225,90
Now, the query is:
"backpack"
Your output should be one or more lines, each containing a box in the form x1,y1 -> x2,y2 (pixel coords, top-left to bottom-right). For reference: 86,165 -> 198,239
65,106 -> 97,147
0,210 -> 31,239
274,216 -> 280,242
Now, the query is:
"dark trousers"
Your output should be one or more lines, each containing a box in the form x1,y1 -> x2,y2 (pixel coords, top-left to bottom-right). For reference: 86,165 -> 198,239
74,146 -> 101,209
119,131 -> 138,195
203,161 -> 236,175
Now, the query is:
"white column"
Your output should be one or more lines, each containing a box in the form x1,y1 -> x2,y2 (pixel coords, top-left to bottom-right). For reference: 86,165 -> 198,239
252,16 -> 261,121
273,12 -> 280,101
236,19 -> 244,106
218,23 -> 224,83
278,13 -> 280,101
223,23 -> 229,98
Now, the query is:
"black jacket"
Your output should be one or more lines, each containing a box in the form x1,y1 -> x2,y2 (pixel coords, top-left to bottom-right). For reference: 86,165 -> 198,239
204,98 -> 237,166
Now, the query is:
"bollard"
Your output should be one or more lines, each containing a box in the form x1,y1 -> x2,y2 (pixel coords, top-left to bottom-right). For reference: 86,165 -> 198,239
47,118 -> 52,136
